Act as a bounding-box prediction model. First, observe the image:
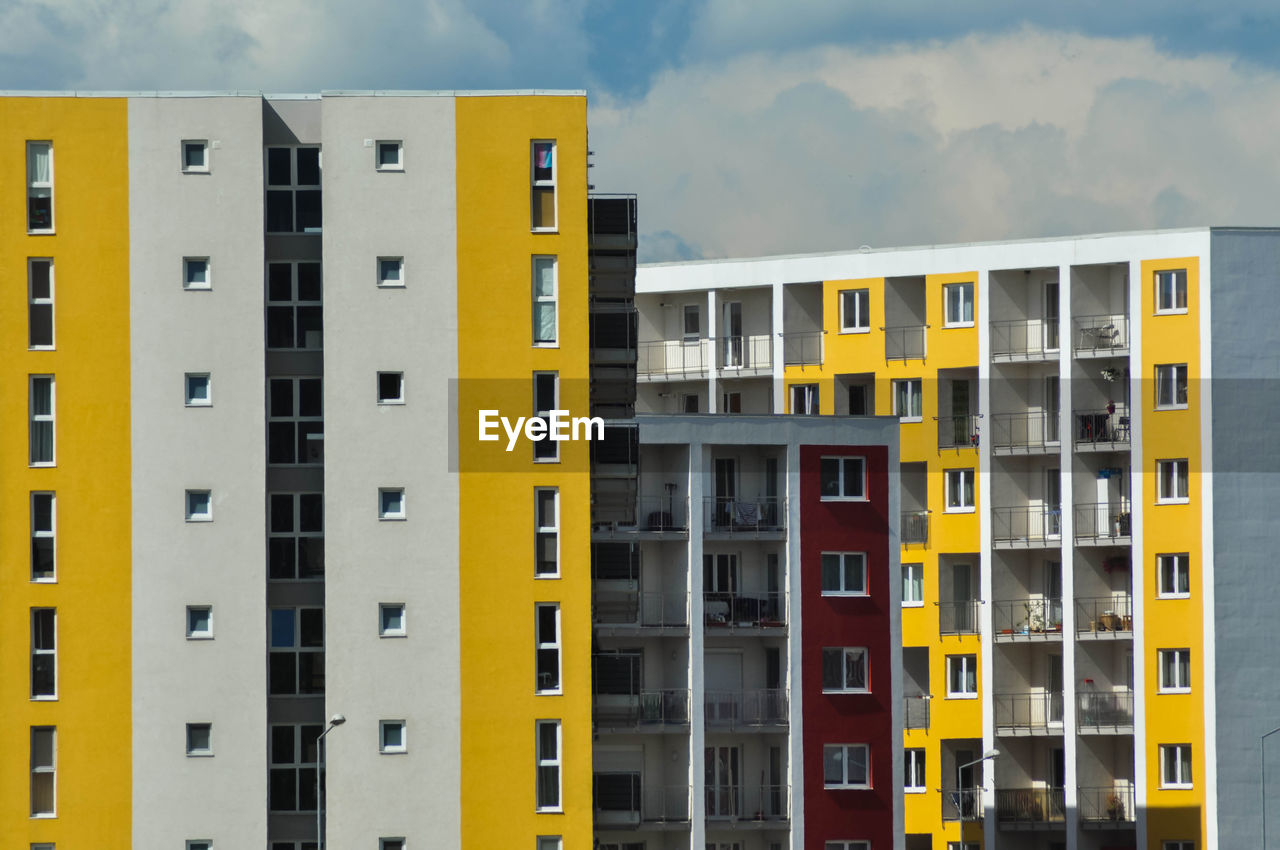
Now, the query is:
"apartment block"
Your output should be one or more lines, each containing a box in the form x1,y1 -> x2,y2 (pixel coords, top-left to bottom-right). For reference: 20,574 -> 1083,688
636,228 -> 1280,850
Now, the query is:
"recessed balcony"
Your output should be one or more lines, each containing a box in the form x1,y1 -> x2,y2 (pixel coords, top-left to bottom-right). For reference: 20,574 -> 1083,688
1073,315 -> 1129,358
992,506 -> 1062,549
990,411 -> 1060,456
993,691 -> 1064,736
992,597 -> 1064,641
703,591 -> 787,633
593,590 -> 690,636
1074,408 -> 1131,452
591,495 -> 690,540
593,688 -> 692,733
901,511 -> 930,546
1079,785 -> 1136,827
941,788 -> 981,822
1073,503 -> 1131,545
1075,596 -> 1133,639
1077,689 -> 1135,734
717,334 -> 773,377
705,784 -> 791,826
883,324 -> 928,361
939,600 -> 981,636
703,497 -> 786,539
937,414 -> 982,450
995,786 -> 1066,828
637,338 -> 712,381
904,694 -> 931,730
704,689 -> 789,731
990,318 -> 1059,361
593,777 -> 692,828
781,331 -> 824,366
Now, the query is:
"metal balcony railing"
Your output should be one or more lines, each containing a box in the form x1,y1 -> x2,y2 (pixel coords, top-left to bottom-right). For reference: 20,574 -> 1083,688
1073,315 -> 1129,355
995,787 -> 1066,824
592,591 -> 689,629
1078,785 -> 1135,824
781,331 -> 824,366
593,777 -> 693,825
883,324 -> 928,361
1075,409 -> 1131,447
703,497 -> 785,534
992,505 -> 1062,547
592,495 -> 689,536
993,691 -> 1064,731
1073,503 -> 1132,543
644,784 -> 693,822
939,600 -> 981,635
901,511 -> 929,545
1076,596 -> 1133,634
704,689 -> 789,728
941,788 -> 982,821
719,334 -> 773,372
593,689 -> 692,729
1077,690 -> 1135,730
937,414 -> 982,449
904,694 -> 931,729
992,597 -> 1064,636
990,411 -> 1059,452
637,338 -> 711,378
705,784 -> 791,822
990,318 -> 1058,359
703,591 -> 787,629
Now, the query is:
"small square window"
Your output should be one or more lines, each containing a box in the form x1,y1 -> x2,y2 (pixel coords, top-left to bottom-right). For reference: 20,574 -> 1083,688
944,282 -> 975,327
187,606 -> 213,639
186,841 -> 213,850
186,490 -> 212,522
840,289 -> 870,332
947,654 -> 977,697
1156,269 -> 1188,314
819,456 -> 867,500
186,723 -> 212,756
1155,364 -> 1188,409
823,743 -> 870,788
379,488 -> 405,520
182,140 -> 209,173
376,141 -> 403,171
378,257 -> 404,288
377,372 -> 404,404
380,720 -> 406,753
379,603 -> 406,637
822,647 -> 869,692
185,373 -> 211,407
184,258 -> 211,290
379,840 -> 405,850
1157,553 -> 1190,597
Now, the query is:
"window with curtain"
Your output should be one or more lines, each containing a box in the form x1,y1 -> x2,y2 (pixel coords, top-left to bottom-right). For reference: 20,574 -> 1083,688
27,142 -> 52,231
29,376 -> 54,465
533,256 -> 557,344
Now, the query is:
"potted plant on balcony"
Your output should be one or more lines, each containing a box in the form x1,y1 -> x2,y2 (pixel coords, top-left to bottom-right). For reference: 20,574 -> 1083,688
1024,600 -> 1045,633
1106,792 -> 1125,821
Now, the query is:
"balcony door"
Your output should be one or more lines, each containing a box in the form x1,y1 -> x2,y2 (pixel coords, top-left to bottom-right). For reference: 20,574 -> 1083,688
1044,560 -> 1063,629
952,563 -> 974,631
722,301 -> 743,368
951,380 -> 973,445
1043,375 -> 1060,444
703,554 -> 738,626
705,745 -> 741,817
1043,280 -> 1060,351
1044,469 -> 1061,539
1047,653 -> 1064,725
955,748 -> 978,819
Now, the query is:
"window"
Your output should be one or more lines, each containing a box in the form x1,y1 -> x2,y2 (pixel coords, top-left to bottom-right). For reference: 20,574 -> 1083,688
1160,744 -> 1192,788
826,843 -> 871,850
377,372 -> 404,404
944,282 -> 974,326
721,391 -> 741,413
379,488 -> 405,520
1162,843 -> 1195,850
187,842 -> 212,850
266,146 -> 321,233
1158,553 -> 1190,597
186,723 -> 212,756
531,140 -> 556,230
535,720 -> 562,810
185,373 -> 211,406
380,720 -> 407,753
1156,364 -> 1188,409
269,724 -> 321,812
681,393 -> 699,413
377,257 -> 404,287
268,378 -> 323,465
376,140 -> 403,171
822,647 -> 869,692
947,654 -> 977,697
892,378 -> 922,421
791,384 -> 819,415
30,726 -> 55,816
269,608 -> 324,695
902,563 -> 923,606
27,142 -> 53,232
905,748 -> 926,792
823,743 -> 870,788
1156,269 -> 1188,313
379,840 -> 405,850
1157,459 -> 1190,503
183,257 -> 211,290
535,488 -> 559,577
379,603 -> 406,637
28,259 -> 53,348
945,469 -> 975,512
31,608 -> 55,699
269,493 -> 324,579
1159,649 -> 1191,693
536,603 -> 561,693
683,304 -> 700,339
185,490 -> 212,522
820,456 -> 866,500
30,375 -> 54,466
537,838 -> 563,850
533,256 -> 557,345
840,288 -> 870,332
187,606 -> 213,639
821,552 -> 867,596
533,372 -> 558,461
267,262 -> 322,350
31,492 -> 55,581
182,140 -> 209,173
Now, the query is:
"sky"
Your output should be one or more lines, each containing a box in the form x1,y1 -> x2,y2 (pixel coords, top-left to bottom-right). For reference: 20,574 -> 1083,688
6,0 -> 1280,261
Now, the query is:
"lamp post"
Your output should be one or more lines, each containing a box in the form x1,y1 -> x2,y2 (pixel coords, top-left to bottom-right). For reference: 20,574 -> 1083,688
316,713 -> 346,850
955,749 -> 1000,821
1263,726 -> 1280,849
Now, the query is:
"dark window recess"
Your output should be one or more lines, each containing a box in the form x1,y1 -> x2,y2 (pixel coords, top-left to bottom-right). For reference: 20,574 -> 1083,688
592,542 -> 639,580
591,425 -> 638,467
269,493 -> 324,580
593,773 -> 641,812
593,651 -> 641,695
268,378 -> 323,465
267,262 -> 322,349
269,724 -> 320,812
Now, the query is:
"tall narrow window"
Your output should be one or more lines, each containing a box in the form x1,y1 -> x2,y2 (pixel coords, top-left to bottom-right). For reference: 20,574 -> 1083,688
269,608 -> 324,695
31,726 -> 55,817
31,608 -> 56,699
267,262 -> 323,350
28,259 -> 53,348
535,603 -> 561,693
31,492 -> 55,581
1156,364 -> 1188,409
683,304 -> 700,339
266,146 -> 322,234
535,720 -> 562,811
902,563 -> 923,605
535,488 -> 559,577
269,724 -> 321,812
905,748 -> 926,792
30,376 -> 54,466
892,378 -> 923,420
531,141 -> 556,230
533,372 -> 558,462
944,282 -> 975,326
27,142 -> 53,232
268,378 -> 323,465
268,493 -> 324,580
533,256 -> 558,345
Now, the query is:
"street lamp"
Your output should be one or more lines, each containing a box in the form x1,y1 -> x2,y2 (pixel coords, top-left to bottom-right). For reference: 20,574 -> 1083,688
952,749 -> 1000,820
1263,726 -> 1280,849
317,713 -> 346,850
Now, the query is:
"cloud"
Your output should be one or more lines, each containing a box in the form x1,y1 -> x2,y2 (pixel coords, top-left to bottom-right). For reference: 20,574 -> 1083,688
588,27 -> 1280,261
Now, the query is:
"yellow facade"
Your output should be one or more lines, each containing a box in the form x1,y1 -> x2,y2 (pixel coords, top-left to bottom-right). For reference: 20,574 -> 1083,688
455,95 -> 593,849
0,97 -> 132,848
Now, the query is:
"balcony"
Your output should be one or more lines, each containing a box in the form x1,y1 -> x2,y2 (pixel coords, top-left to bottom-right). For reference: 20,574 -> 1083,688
704,689 -> 789,730
1073,503 -> 1131,545
593,591 -> 689,635
990,318 -> 1058,361
781,331 -> 824,366
937,415 -> 982,450
1073,315 -> 1129,357
990,411 -> 1059,455
1077,690 -> 1135,733
992,506 -> 1062,549
703,497 -> 786,538
883,324 -> 927,361
1074,409 -> 1130,451
1076,596 -> 1133,638
904,694 -> 931,730
995,787 -> 1066,827
591,495 -> 689,540
593,777 -> 692,827
939,600 -> 981,635
941,788 -> 981,822
593,689 -> 692,733
993,692 -> 1064,736
704,592 -> 787,632
638,338 -> 712,381
705,784 -> 791,825
1078,785 -> 1136,826
718,334 -> 773,376
901,511 -> 929,546
992,597 -> 1064,640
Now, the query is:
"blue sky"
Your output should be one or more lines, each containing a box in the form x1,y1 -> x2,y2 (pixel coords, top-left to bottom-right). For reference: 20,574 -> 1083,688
6,1 -> 1280,260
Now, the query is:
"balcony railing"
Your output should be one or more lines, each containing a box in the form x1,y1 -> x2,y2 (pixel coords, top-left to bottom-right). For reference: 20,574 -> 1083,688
705,784 -> 791,822
637,338 -> 711,378
719,334 -> 773,372
937,414 -> 982,449
593,689 -> 692,730
1073,315 -> 1129,355
941,788 -> 982,821
990,411 -> 1059,453
1073,503 -> 1131,543
992,505 -> 1062,547
593,778 -> 692,825
993,691 -> 1064,732
901,511 -> 929,545
704,591 -> 787,629
883,324 -> 928,361
593,591 -> 690,629
704,689 -> 789,728
995,787 -> 1066,825
1077,690 -> 1135,730
592,495 -> 689,537
990,318 -> 1058,359
703,497 -> 785,534
1079,785 -> 1135,824
1074,409 -> 1131,448
939,600 -> 981,635
1076,596 -> 1133,635
992,597 -> 1064,636
781,331 -> 824,366
904,694 -> 931,729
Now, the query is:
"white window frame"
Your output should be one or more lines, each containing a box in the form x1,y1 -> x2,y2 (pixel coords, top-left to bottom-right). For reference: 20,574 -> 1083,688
379,603 -> 406,637
378,839 -> 405,850
821,552 -> 868,596
1160,743 -> 1193,788
186,605 -> 214,639
531,140 -> 557,232
29,375 -> 55,467
379,719 -> 407,754
820,456 -> 867,501
944,282 -> 975,327
183,257 -> 211,291
535,488 -> 560,578
905,748 -> 926,793
30,726 -> 56,817
186,841 -> 213,850
1157,553 -> 1191,598
902,563 -> 923,606
823,743 -> 870,789
532,255 -> 558,346
839,288 -> 870,333
791,383 -> 819,415
892,378 -> 923,421
181,139 -> 210,173
377,256 -> 405,288
683,304 -> 700,339
185,490 -> 213,522
375,140 -> 404,172
535,603 -> 562,694
379,488 -> 406,520
377,371 -> 405,405
31,491 -> 56,582
185,373 -> 212,407
535,719 -> 563,811
1156,364 -> 1188,409
1157,459 -> 1190,504
1158,648 -> 1191,693
533,372 -> 559,462
186,722 -> 213,757
31,607 -> 56,700
27,141 -> 53,234
28,258 -> 54,350
945,468 -> 976,512
1156,269 -> 1188,314
536,838 -> 563,850
822,646 -> 869,693
947,654 -> 978,698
